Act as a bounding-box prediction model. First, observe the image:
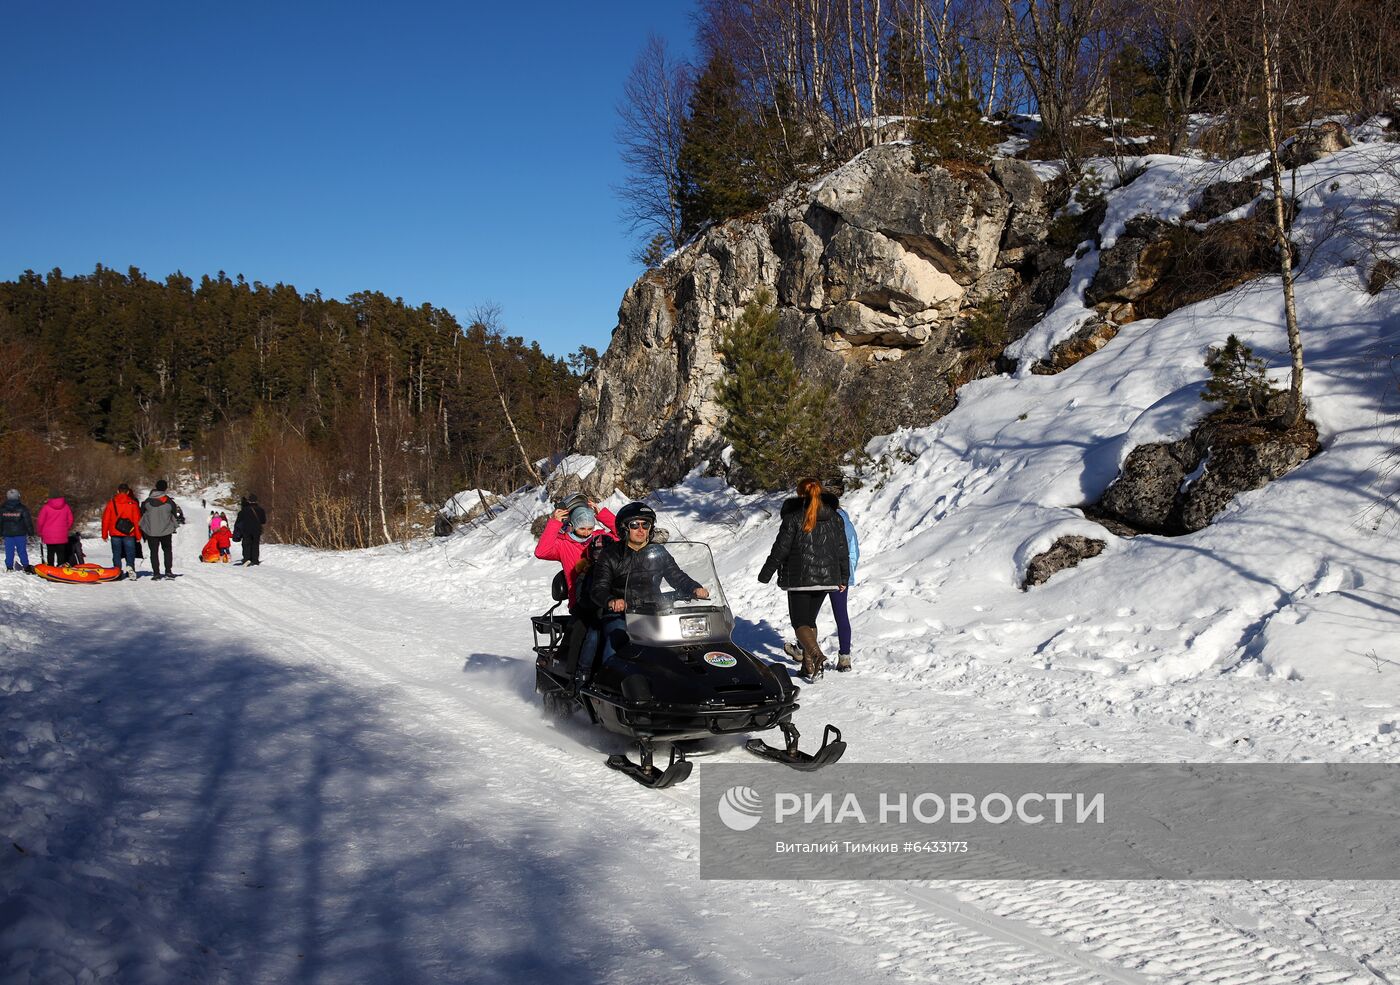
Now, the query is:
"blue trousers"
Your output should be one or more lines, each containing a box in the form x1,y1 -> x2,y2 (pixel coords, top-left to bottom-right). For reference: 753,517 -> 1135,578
827,589 -> 852,655
110,535 -> 137,569
598,614 -> 628,664
4,536 -> 30,570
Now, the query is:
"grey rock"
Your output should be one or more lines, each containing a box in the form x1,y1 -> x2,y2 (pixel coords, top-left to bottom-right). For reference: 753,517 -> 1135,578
574,145 -> 1054,494
1094,416 -> 1318,535
1086,215 -> 1172,305
1023,536 -> 1106,589
1098,440 -> 1202,531
993,159 -> 1051,249
1176,438 -> 1313,532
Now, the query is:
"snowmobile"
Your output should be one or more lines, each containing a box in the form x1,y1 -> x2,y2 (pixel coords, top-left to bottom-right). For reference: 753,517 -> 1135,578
533,539 -> 846,789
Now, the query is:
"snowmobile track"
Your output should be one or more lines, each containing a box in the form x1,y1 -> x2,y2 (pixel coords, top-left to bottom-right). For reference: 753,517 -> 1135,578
184,568 -> 1394,985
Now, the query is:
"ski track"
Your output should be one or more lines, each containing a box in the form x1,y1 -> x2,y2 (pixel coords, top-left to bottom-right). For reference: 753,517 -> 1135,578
6,503 -> 1398,985
70,519 -> 1390,985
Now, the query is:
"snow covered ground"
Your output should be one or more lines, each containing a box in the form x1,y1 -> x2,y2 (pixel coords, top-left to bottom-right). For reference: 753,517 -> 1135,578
5,137 -> 1400,983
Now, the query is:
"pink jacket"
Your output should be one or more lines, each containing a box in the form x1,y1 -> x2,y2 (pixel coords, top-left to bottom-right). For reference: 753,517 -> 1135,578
36,497 -> 74,545
534,507 -> 618,604
209,515 -> 226,532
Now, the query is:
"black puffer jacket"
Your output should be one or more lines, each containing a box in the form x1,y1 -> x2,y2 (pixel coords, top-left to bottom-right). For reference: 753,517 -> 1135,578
758,493 -> 850,589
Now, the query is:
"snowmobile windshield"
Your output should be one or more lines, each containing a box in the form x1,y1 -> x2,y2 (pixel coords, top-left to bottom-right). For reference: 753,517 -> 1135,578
624,542 -> 726,616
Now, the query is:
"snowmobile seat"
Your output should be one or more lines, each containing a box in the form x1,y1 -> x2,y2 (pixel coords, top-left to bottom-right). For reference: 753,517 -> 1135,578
551,571 -> 569,602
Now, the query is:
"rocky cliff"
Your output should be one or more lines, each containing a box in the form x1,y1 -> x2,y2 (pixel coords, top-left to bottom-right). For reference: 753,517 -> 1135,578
573,145 -> 1061,495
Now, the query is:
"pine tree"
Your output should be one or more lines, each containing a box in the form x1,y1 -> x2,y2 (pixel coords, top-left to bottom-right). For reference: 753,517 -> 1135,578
715,293 -> 834,490
883,15 -> 927,115
1202,334 -> 1278,419
676,54 -> 772,239
909,62 -> 999,170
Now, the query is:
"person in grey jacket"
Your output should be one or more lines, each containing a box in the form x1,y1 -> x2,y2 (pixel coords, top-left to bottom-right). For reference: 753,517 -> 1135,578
139,480 -> 185,580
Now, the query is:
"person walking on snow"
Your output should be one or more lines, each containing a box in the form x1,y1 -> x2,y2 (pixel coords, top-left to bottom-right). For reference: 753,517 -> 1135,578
233,494 -> 266,565
101,483 -> 143,576
35,493 -> 75,567
140,480 -> 185,580
828,485 -> 860,672
758,478 -> 849,680
1,489 -> 35,572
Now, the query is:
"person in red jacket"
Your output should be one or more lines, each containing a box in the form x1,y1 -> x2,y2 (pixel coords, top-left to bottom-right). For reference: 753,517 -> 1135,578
101,483 -> 143,576
534,498 -> 618,609
35,493 -> 75,567
200,526 -> 233,563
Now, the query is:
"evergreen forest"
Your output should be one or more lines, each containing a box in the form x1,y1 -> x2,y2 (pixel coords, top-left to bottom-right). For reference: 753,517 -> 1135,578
0,265 -> 592,547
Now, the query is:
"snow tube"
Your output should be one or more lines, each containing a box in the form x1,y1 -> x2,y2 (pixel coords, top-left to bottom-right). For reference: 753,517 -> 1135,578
34,563 -> 126,584
199,531 -> 231,562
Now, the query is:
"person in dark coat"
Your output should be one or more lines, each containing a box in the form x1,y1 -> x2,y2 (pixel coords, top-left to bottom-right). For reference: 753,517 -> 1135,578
588,502 -> 708,664
233,494 -> 267,566
758,478 -> 849,680
1,489 -> 35,572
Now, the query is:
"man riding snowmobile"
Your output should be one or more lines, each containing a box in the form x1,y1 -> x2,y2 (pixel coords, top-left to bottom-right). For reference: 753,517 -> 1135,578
588,502 -> 709,665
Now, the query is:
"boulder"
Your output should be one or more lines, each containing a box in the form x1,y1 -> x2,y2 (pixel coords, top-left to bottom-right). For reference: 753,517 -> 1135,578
1280,121 -> 1353,169
1029,319 -> 1120,375
1085,215 -> 1173,305
1023,536 -> 1107,588
1093,414 -> 1320,535
1097,440 -> 1202,531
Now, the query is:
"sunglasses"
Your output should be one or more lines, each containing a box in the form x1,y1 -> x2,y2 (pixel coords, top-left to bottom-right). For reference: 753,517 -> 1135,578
626,519 -> 653,530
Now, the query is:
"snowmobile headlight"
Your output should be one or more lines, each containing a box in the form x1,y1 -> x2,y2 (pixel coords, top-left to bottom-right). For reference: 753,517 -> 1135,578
681,615 -> 708,639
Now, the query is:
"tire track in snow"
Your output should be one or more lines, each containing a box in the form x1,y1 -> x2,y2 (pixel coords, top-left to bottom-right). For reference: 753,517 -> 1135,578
177,566 -> 1162,985
174,561 -> 1394,985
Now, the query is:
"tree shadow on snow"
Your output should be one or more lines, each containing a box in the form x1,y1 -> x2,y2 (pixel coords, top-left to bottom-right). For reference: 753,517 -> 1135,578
13,609 -> 731,985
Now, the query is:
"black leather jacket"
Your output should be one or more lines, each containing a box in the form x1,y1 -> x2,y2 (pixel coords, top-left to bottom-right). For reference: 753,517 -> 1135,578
589,539 -> 702,617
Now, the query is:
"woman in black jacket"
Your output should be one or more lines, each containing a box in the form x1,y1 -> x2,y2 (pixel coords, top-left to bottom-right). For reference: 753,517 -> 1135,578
758,478 -> 849,679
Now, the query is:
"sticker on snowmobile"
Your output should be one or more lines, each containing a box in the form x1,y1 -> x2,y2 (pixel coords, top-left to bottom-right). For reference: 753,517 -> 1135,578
704,652 -> 737,668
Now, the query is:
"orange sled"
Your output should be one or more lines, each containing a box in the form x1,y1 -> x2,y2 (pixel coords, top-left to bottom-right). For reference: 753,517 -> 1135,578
35,563 -> 127,584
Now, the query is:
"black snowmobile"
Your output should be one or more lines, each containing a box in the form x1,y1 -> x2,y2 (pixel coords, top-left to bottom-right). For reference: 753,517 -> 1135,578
533,538 -> 846,789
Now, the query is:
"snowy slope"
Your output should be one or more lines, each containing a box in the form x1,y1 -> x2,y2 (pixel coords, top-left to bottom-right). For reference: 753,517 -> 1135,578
4,137 -> 1400,984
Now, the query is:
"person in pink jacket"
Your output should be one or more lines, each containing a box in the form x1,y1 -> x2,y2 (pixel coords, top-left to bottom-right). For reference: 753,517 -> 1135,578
534,499 -> 618,608
35,493 -> 75,566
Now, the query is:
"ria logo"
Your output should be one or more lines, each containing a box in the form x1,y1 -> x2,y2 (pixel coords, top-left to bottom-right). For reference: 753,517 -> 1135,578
717,785 -> 763,831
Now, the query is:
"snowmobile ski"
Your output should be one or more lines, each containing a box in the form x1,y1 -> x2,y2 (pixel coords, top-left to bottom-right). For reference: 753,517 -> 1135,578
745,722 -> 846,771
606,742 -> 693,789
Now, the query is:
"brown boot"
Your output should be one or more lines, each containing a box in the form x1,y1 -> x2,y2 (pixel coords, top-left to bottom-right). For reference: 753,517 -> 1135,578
795,626 -> 826,680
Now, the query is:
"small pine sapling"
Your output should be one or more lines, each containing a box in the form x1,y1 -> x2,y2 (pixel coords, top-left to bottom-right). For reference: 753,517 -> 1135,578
1202,335 -> 1279,419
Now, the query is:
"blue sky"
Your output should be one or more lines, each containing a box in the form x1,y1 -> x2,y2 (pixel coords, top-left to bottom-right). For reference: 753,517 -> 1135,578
3,2 -> 696,357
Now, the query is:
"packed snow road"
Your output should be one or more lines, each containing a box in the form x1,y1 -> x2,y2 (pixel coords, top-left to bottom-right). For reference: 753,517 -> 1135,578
2,501 -> 1397,985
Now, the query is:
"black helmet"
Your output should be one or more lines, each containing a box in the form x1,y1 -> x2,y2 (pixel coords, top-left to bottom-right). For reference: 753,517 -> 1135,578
555,492 -> 588,513
614,501 -> 657,536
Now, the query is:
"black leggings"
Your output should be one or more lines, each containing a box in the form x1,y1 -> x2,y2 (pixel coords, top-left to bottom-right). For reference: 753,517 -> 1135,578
787,590 -> 829,629
45,544 -> 67,566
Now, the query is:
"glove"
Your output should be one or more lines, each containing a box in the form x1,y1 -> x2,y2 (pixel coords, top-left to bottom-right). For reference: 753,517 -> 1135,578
757,559 -> 776,584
